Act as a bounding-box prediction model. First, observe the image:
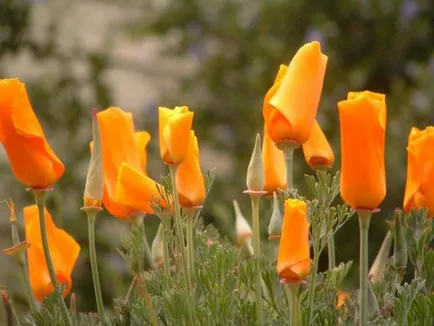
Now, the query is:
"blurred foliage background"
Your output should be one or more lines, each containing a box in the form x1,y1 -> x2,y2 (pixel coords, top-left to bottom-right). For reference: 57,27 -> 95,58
1,0 -> 434,316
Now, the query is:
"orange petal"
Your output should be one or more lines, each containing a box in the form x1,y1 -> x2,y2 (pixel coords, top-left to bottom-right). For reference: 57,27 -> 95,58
338,92 -> 386,209
277,199 -> 310,281
262,123 -> 286,195
0,78 -> 64,188
268,42 -> 328,144
116,162 -> 166,214
176,131 -> 206,207
302,120 -> 334,168
134,131 -> 151,174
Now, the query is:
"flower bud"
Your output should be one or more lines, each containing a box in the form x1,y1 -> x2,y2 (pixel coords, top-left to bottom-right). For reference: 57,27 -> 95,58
152,223 -> 165,268
233,200 -> 253,247
392,209 -> 407,269
246,134 -> 265,192
268,192 -> 282,241
368,231 -> 392,283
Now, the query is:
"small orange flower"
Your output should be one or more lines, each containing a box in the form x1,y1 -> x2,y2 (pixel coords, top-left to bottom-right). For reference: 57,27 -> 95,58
159,106 -> 194,165
277,199 -> 310,281
115,162 -> 166,214
337,289 -> 349,309
24,205 -> 80,301
403,127 -> 434,218
338,91 -> 387,210
302,120 -> 334,169
262,123 -> 286,195
176,131 -> 206,208
264,42 -> 328,145
97,107 -> 152,219
0,78 -> 64,188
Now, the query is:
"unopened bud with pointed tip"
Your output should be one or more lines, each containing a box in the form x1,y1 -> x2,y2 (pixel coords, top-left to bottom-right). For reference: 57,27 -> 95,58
392,209 -> 407,269
233,200 -> 253,247
368,231 -> 392,283
83,108 -> 104,208
152,223 -> 165,267
268,192 -> 282,241
246,134 -> 265,191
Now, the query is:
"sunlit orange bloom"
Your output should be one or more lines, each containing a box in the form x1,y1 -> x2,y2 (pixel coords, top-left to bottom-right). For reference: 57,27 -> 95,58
337,289 -> 349,309
262,123 -> 286,195
302,120 -> 334,169
177,131 -> 206,207
403,127 -> 434,218
338,91 -> 386,210
97,107 -> 153,219
115,162 -> 166,214
159,106 -> 194,165
277,199 -> 310,281
0,78 -> 64,188
264,42 -> 328,145
24,205 -> 80,301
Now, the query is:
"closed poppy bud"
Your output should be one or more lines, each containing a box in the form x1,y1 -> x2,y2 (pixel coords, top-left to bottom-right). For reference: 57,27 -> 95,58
277,199 -> 310,281
0,78 -> 64,188
403,127 -> 434,218
302,120 -> 334,169
246,134 -> 265,192
24,205 -> 80,301
264,42 -> 328,145
116,162 -> 166,214
97,107 -> 151,219
177,131 -> 206,208
159,106 -> 194,165
262,123 -> 286,195
338,91 -> 387,210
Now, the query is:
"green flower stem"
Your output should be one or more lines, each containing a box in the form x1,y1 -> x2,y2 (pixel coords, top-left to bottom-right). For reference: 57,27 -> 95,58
185,208 -> 196,280
162,222 -> 170,273
124,276 -> 137,306
33,190 -> 72,326
287,282 -> 300,326
283,147 -> 295,189
327,235 -> 336,269
87,210 -> 105,321
140,276 -> 158,326
358,210 -> 372,326
306,242 -> 320,325
251,194 -> 264,326
168,165 -> 195,323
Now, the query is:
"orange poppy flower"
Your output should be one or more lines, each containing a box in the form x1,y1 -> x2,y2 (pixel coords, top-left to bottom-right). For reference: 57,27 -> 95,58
277,199 -> 310,281
159,106 -> 194,165
24,205 -> 80,301
302,120 -> 334,169
264,42 -> 328,145
338,91 -> 386,210
176,131 -> 206,208
403,126 -> 434,218
262,123 -> 286,195
0,78 -> 64,188
97,107 -> 152,219
337,289 -> 349,309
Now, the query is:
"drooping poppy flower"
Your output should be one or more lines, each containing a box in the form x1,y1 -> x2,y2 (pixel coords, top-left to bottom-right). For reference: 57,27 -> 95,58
403,126 -> 434,218
302,120 -> 334,169
264,42 -> 328,145
24,205 -> 80,301
159,106 -> 194,165
0,78 -> 64,188
338,91 -> 387,210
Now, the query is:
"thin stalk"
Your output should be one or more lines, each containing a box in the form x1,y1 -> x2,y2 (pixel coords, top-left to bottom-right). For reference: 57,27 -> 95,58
124,276 -> 137,306
168,165 -> 195,323
87,212 -> 105,321
186,212 -> 195,279
287,282 -> 300,326
251,195 -> 263,326
33,190 -> 72,326
306,243 -> 320,325
162,223 -> 170,273
140,277 -> 158,326
283,147 -> 295,189
358,211 -> 372,326
328,235 -> 336,269
19,263 -> 38,313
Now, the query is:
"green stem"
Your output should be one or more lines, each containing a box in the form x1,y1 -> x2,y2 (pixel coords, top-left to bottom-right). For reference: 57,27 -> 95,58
287,282 -> 300,326
168,165 -> 195,323
33,190 -> 72,326
358,210 -> 372,326
283,147 -> 295,189
134,215 -> 155,271
87,211 -> 105,321
19,262 -> 38,313
186,211 -> 195,279
251,195 -> 264,326
141,277 -> 158,326
328,235 -> 336,269
162,223 -> 170,273
124,276 -> 137,306
306,245 -> 320,325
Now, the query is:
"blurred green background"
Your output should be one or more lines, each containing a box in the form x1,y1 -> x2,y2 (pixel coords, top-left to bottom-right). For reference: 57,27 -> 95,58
1,0 -> 434,316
